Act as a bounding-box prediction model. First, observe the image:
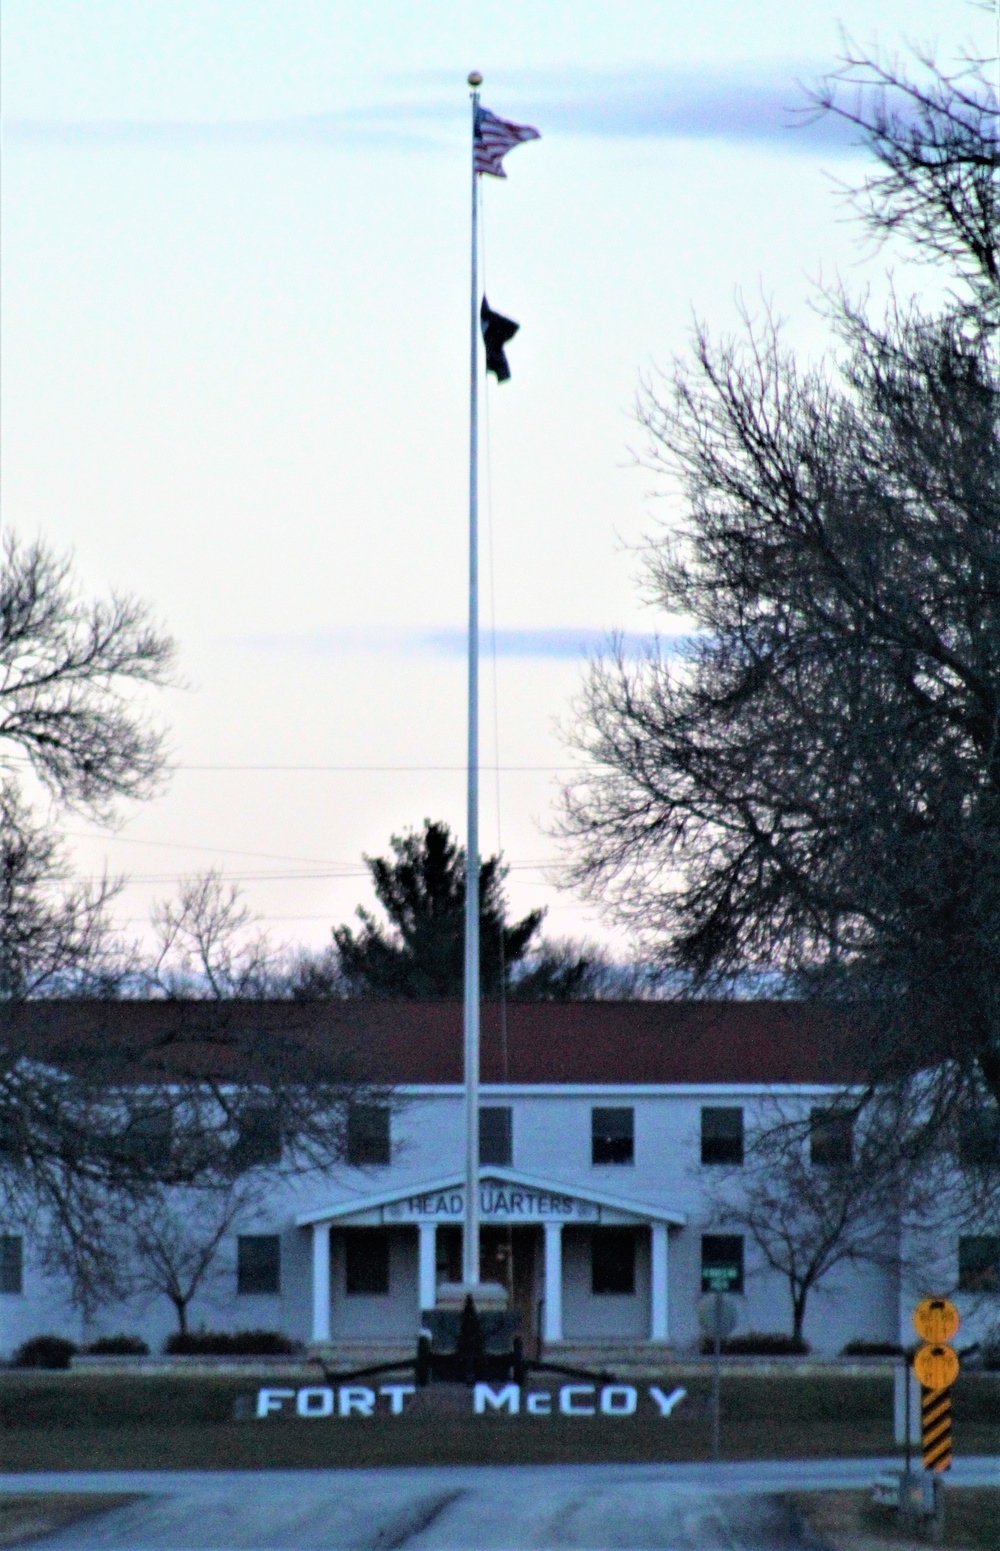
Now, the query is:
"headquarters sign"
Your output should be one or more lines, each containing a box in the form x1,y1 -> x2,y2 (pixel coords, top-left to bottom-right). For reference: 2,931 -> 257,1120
382,1186 -> 600,1224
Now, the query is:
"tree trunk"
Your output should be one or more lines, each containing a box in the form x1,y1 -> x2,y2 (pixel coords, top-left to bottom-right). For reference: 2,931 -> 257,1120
791,1286 -> 808,1343
171,1296 -> 188,1336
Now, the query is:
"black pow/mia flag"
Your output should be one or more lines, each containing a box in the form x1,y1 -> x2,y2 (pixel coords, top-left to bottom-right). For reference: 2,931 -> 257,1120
480,297 -> 519,382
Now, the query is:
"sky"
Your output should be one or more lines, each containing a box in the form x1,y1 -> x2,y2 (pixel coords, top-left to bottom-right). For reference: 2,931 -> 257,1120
1,0 -> 991,964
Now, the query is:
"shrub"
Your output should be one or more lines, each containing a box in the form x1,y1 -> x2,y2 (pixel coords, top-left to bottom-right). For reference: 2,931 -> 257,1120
699,1331 -> 811,1356
163,1329 -> 301,1357
85,1334 -> 150,1356
841,1340 -> 904,1357
13,1335 -> 78,1369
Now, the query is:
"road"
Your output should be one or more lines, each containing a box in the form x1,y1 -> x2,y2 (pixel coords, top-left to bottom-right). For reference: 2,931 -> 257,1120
2,1457 -> 998,1550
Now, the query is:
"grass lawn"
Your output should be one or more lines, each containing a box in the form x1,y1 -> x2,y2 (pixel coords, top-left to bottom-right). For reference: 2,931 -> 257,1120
0,1372 -> 996,1471
788,1488 -> 1000,1551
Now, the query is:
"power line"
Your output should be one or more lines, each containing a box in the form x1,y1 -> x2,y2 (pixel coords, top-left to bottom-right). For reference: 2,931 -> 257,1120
74,861 -> 558,886
170,763 -> 574,772
66,833 -> 357,868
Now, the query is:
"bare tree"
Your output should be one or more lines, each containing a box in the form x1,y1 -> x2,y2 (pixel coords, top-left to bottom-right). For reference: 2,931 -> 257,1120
0,532 -> 175,819
126,1179 -> 259,1336
0,544 -> 388,1311
0,533 -> 176,1306
807,40 -> 999,323
705,1099 -> 905,1342
144,871 -> 280,999
0,781 -> 130,1000
559,42 -> 1000,1142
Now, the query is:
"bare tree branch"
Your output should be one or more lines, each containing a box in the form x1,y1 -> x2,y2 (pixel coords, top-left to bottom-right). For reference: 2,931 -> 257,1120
0,533 -> 176,821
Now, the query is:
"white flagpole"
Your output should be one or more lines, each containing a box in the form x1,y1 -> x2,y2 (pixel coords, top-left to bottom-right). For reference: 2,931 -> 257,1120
463,70 -> 483,1291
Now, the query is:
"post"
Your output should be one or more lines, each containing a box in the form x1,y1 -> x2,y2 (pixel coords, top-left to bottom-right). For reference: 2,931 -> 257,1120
543,1222 -> 563,1343
711,1288 -> 722,1462
902,1357 -> 913,1533
463,76 -> 482,1291
650,1222 -> 669,1342
418,1222 -> 437,1313
904,1356 -> 912,1474
311,1221 -> 331,1344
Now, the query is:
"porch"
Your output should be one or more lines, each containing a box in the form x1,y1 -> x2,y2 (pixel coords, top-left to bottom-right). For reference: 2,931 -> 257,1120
297,1169 -> 685,1356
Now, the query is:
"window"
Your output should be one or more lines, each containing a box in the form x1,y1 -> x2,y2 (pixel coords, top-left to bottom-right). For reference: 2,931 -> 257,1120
958,1109 -> 1000,1169
0,1235 -> 23,1295
345,1229 -> 390,1295
592,1107 -> 634,1165
701,1234 -> 744,1294
237,1234 -> 281,1295
701,1107 -> 744,1166
232,1107 -> 282,1170
480,1106 -> 512,1167
810,1107 -> 853,1167
591,1228 -> 636,1295
120,1108 -> 173,1175
346,1104 -> 391,1166
0,1114 -> 23,1157
958,1236 -> 1000,1294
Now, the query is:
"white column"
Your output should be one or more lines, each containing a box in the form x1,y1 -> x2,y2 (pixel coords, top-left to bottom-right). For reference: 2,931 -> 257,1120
543,1221 -> 563,1343
418,1222 -> 437,1313
650,1221 -> 669,1342
311,1221 -> 331,1344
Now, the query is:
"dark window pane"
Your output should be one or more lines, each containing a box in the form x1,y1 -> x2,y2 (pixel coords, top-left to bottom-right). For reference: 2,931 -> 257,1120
810,1108 -> 853,1167
958,1236 -> 1000,1293
237,1234 -> 281,1295
233,1107 -> 282,1170
591,1228 -> 636,1295
0,1235 -> 23,1294
480,1106 -> 512,1167
120,1109 -> 172,1175
701,1234 -> 744,1294
345,1229 -> 390,1295
347,1105 -> 391,1166
592,1107 -> 634,1165
0,1114 -> 24,1158
958,1109 -> 1000,1169
701,1107 -> 744,1166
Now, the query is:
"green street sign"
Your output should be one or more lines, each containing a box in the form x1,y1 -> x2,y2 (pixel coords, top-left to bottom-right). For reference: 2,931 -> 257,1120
703,1266 -> 739,1292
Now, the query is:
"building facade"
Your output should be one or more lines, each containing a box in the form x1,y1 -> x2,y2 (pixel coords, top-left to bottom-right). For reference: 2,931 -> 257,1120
2,1001 -> 997,1360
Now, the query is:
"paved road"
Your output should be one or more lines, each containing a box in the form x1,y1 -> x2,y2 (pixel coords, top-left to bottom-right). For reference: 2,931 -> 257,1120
3,1458 -> 998,1550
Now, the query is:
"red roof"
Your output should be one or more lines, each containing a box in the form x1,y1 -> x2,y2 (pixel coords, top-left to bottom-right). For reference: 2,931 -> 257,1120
5,999 -> 858,1086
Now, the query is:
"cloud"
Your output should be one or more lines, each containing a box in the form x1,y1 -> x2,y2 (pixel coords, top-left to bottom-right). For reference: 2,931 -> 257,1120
3,62 -> 860,154
234,626 -> 685,660
1,113 -> 437,151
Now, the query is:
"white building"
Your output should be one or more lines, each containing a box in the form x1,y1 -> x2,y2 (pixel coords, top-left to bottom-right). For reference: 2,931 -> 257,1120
2,1001 -> 998,1361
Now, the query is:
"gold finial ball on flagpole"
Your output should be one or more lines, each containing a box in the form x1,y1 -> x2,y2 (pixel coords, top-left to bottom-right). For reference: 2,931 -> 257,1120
467,71 -> 483,87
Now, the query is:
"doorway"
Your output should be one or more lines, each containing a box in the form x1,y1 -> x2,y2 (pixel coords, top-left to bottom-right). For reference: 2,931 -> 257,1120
480,1226 -> 539,1351
434,1225 -> 540,1349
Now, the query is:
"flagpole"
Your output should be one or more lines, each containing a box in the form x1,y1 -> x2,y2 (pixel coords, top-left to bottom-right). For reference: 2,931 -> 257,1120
463,70 -> 483,1291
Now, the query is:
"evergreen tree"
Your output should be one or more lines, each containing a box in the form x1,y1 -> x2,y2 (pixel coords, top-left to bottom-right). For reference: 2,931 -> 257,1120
334,820 -> 543,997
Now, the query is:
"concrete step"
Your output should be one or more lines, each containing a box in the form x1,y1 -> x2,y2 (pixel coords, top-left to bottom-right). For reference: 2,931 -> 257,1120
538,1344 -> 676,1376
307,1343 -> 415,1371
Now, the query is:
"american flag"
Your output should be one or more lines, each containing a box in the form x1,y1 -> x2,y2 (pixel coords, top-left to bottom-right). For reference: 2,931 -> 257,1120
474,106 -> 540,178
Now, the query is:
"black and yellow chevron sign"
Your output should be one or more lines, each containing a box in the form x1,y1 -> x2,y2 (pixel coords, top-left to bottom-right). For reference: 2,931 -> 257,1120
921,1386 -> 953,1472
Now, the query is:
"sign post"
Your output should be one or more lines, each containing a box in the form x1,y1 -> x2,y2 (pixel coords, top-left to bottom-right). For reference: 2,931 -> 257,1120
698,1278 -> 739,1464
907,1297 -> 961,1537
